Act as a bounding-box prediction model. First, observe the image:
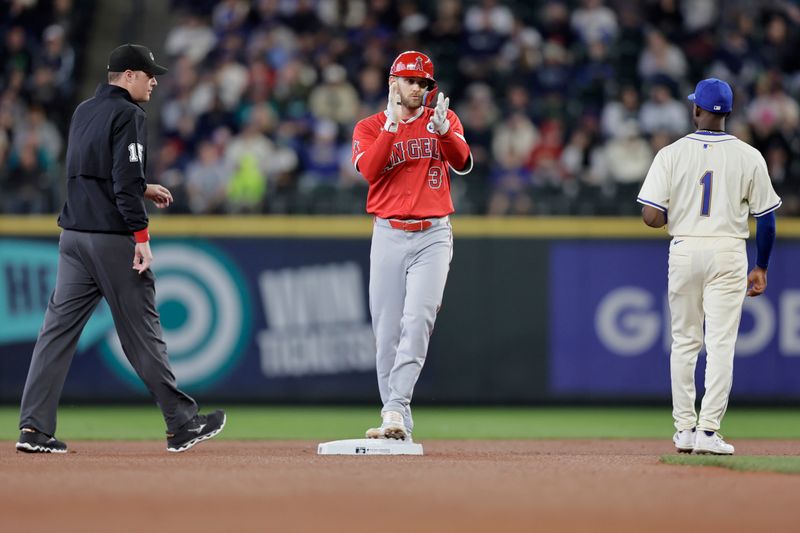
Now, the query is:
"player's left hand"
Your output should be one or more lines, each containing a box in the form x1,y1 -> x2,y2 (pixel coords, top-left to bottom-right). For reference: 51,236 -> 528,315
747,266 -> 767,297
429,92 -> 450,135
133,241 -> 153,274
145,184 -> 173,208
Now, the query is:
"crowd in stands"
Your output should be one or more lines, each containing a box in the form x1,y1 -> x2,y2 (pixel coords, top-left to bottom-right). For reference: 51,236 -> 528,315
2,0 -> 800,216
0,0 -> 94,213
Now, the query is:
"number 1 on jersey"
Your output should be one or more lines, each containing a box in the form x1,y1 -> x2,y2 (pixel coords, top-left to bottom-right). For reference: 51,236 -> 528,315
699,170 -> 713,217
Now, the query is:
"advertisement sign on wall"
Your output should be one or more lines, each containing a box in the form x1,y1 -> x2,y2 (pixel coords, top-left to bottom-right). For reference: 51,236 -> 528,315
549,241 -> 800,398
0,237 -> 377,401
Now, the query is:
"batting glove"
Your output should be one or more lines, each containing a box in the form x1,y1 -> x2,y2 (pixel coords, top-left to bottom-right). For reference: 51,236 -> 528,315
384,81 -> 401,132
429,92 -> 450,135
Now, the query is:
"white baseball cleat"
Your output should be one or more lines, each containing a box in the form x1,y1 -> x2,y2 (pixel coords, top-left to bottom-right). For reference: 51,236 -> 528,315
365,410 -> 410,440
365,426 -> 384,439
693,430 -> 734,455
673,428 -> 696,453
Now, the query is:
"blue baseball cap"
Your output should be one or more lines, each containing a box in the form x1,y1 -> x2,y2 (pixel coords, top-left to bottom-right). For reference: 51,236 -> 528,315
688,78 -> 733,114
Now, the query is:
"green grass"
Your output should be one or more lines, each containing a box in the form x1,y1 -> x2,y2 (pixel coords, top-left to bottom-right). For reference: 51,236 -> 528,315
1,406 -> 799,441
661,454 -> 800,474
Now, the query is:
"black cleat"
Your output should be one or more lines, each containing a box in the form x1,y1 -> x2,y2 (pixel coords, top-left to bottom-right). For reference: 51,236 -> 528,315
16,429 -> 68,454
166,410 -> 226,453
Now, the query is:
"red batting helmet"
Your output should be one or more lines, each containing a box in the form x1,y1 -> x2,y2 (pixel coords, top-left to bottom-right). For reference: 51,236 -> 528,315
389,50 -> 438,107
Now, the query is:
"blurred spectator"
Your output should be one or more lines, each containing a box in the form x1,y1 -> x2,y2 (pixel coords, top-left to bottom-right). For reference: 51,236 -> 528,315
561,130 -> 592,181
709,26 -> 755,85
355,65 -> 385,117
488,111 -> 538,215
398,1 -> 428,36
528,119 -> 565,188
186,140 -> 230,214
458,83 -> 497,213
601,84 -> 641,139
571,0 -> 618,44
37,25 -> 75,96
464,0 -> 513,36
638,29 -> 688,83
647,0 -> 684,42
2,138 -> 52,213
639,80 -> 689,136
461,0 -> 513,81
214,43 -> 249,110
13,104 -> 62,169
298,119 -> 342,190
603,121 -> 653,211
530,41 -> 572,103
758,13 -> 800,74
612,3 -> 644,84
165,12 -> 217,64
1,26 -> 33,79
211,0 -> 250,35
747,73 -> 800,143
682,0 -> 718,33
497,20 -> 542,78
572,39 -> 615,114
224,106 -> 297,212
539,1 -> 576,48
196,92 -> 238,143
308,64 -> 359,127
150,138 -> 191,214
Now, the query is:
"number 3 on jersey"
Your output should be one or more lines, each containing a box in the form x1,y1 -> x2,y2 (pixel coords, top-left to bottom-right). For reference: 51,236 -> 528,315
428,166 -> 442,190
699,170 -> 713,217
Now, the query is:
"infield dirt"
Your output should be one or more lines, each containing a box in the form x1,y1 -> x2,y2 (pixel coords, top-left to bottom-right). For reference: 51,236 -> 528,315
1,439 -> 796,532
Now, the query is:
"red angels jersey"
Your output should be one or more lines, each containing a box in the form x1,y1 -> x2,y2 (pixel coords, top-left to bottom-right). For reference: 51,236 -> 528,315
352,107 -> 472,219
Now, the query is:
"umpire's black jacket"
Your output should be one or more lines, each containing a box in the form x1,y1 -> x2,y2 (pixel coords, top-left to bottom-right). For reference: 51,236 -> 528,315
58,83 -> 149,234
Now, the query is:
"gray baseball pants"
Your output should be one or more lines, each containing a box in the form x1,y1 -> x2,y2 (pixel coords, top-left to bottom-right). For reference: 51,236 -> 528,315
19,230 -> 197,435
369,217 -> 452,432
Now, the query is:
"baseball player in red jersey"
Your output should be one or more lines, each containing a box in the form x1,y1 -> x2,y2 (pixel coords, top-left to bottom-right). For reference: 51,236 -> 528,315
352,51 -> 472,440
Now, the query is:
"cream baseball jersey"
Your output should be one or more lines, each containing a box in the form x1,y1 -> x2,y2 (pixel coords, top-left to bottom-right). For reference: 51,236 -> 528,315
638,131 -> 782,238
352,106 -> 471,219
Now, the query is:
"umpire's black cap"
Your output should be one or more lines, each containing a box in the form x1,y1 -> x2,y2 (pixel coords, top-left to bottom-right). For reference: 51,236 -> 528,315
107,44 -> 168,75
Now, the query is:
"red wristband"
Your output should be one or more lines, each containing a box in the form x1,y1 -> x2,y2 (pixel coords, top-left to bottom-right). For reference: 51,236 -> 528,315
133,228 -> 150,243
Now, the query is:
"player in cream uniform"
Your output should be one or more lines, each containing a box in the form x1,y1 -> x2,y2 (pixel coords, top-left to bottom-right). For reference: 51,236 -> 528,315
638,78 -> 780,455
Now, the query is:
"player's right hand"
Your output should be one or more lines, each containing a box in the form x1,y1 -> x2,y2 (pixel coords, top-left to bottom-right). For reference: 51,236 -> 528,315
747,266 -> 767,297
133,241 -> 153,274
429,92 -> 450,135
385,80 -> 400,132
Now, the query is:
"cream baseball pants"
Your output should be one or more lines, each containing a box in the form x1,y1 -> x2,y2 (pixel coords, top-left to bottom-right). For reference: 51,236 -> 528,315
668,236 -> 747,433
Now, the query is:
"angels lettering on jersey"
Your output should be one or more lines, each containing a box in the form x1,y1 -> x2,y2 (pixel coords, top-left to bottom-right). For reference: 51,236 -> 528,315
381,137 -> 442,172
352,135 -> 443,174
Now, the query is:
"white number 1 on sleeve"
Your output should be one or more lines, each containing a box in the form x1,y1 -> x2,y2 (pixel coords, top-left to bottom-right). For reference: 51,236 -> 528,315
128,142 -> 144,163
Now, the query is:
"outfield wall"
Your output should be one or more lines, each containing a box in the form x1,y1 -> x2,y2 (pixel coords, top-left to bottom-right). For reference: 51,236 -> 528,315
2,215 -> 800,403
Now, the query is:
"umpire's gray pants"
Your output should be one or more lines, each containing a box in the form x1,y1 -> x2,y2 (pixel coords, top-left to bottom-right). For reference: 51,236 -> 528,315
19,230 -> 198,435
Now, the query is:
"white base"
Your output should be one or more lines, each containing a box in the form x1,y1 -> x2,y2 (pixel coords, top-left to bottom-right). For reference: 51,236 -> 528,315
317,438 -> 423,456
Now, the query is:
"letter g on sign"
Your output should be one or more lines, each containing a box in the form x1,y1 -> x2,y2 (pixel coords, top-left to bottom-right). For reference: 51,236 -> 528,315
595,287 -> 660,356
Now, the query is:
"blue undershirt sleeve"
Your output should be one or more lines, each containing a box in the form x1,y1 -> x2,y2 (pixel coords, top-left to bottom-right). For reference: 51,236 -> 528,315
755,211 -> 776,269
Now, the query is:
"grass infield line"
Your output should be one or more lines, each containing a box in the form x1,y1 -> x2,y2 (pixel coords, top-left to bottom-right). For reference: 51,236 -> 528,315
1,406 -> 799,441
661,454 -> 800,474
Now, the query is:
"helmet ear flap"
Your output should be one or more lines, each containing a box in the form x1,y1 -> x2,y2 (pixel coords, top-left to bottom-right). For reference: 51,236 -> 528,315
423,83 -> 438,107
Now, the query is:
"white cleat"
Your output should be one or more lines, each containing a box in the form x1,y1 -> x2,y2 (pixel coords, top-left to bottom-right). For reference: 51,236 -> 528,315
365,426 -> 384,439
673,428 -> 696,453
365,410 -> 410,440
693,431 -> 734,455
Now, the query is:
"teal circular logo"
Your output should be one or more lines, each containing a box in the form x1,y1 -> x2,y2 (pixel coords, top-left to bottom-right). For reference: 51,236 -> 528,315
101,242 -> 250,392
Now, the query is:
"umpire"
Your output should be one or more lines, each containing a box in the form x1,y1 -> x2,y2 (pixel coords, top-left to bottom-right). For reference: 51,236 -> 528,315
16,44 -> 225,454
